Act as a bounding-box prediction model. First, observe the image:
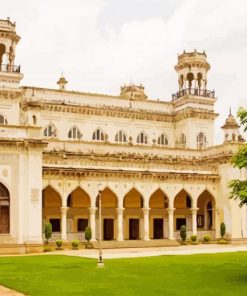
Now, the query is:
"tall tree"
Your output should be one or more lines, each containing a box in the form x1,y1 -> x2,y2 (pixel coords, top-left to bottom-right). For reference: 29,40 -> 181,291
229,108 -> 247,207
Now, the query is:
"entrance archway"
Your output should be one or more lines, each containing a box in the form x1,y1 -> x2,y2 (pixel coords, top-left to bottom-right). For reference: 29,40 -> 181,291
174,189 -> 192,233
0,182 -> 10,234
123,188 -> 144,240
197,190 -> 215,231
96,187 -> 118,240
42,186 -> 62,234
149,189 -> 169,239
67,187 -> 90,235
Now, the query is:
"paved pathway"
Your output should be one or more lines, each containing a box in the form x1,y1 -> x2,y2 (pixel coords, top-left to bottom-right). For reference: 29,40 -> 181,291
47,244 -> 247,259
0,285 -> 24,296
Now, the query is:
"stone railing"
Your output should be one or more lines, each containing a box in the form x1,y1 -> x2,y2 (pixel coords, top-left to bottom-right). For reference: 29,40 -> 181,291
0,64 -> 21,73
174,230 -> 216,240
67,232 -> 85,242
172,88 -> 215,101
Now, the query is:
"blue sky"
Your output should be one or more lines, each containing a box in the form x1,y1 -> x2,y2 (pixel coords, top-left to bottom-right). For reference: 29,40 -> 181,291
1,0 -> 247,140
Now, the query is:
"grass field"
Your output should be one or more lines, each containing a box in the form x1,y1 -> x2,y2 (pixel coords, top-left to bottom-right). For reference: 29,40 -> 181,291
0,252 -> 246,295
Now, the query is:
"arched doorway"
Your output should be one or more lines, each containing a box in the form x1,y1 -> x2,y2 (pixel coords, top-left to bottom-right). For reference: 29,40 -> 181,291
123,188 -> 144,240
149,189 -> 169,239
96,187 -> 118,240
197,190 -> 215,231
67,187 -> 90,239
42,186 -> 62,237
0,182 -> 10,234
174,189 -> 192,236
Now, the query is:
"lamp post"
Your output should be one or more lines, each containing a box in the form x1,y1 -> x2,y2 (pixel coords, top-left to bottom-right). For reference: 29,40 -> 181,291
97,190 -> 104,267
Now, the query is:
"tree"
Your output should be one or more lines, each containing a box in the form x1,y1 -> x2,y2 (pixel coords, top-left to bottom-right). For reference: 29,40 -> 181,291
220,222 -> 226,238
229,108 -> 247,207
44,222 -> 52,244
85,226 -> 92,248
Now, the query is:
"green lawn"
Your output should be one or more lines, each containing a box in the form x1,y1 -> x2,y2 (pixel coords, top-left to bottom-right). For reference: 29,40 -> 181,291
0,252 -> 247,295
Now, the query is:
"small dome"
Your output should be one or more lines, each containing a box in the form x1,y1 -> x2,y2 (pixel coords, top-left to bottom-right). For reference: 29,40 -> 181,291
221,112 -> 239,129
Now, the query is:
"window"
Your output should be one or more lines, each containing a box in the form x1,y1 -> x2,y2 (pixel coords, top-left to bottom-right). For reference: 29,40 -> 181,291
181,133 -> 186,145
0,182 -> 10,234
44,123 -> 57,138
176,218 -> 186,231
137,132 -> 148,144
0,114 -> 8,124
197,132 -> 207,149
49,219 -> 60,232
92,128 -> 106,141
157,133 -> 168,146
115,130 -> 127,143
78,219 -> 88,232
68,126 -> 82,140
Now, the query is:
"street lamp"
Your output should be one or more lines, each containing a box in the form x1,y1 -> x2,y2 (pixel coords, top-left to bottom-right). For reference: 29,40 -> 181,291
97,190 -> 104,267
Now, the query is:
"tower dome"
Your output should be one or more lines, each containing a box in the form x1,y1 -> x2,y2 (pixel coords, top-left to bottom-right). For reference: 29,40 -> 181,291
221,109 -> 244,142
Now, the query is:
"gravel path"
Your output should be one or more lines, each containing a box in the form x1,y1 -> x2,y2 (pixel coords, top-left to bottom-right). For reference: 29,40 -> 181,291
0,285 -> 24,296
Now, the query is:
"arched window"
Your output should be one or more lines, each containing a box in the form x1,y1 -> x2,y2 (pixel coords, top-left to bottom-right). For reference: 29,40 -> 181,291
43,123 -> 57,138
0,182 -> 10,234
68,126 -> 82,140
197,132 -> 207,149
157,133 -> 168,146
115,130 -> 127,143
0,114 -> 8,124
92,128 -> 106,142
137,132 -> 148,144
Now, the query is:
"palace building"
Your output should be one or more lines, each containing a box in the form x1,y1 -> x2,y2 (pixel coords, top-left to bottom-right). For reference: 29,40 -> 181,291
0,19 -> 246,252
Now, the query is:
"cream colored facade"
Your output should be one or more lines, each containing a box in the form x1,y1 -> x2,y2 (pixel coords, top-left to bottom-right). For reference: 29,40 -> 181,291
0,19 -> 246,249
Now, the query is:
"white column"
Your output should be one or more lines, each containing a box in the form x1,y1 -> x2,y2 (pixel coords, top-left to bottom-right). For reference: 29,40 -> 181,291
167,208 -> 175,240
191,208 -> 198,236
214,208 -> 220,238
143,208 -> 150,240
89,207 -> 97,241
61,206 -> 68,241
117,208 -> 124,241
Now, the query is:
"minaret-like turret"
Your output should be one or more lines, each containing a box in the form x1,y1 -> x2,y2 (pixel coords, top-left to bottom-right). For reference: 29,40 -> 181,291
120,83 -> 147,100
0,18 -> 23,89
57,74 -> 68,90
221,109 -> 245,142
172,50 -> 214,100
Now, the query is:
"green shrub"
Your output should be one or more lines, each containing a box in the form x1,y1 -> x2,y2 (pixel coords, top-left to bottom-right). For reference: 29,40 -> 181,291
72,240 -> 79,249
218,238 -> 228,244
85,226 -> 92,243
180,225 -> 187,242
203,235 -> 211,242
56,240 -> 63,248
44,222 -> 52,244
191,235 -> 197,242
43,246 -> 51,252
220,222 -> 226,238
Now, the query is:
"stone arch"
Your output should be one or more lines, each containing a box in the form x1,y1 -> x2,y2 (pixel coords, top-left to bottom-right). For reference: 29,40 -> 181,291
173,189 -> 193,232
124,188 -> 144,208
0,44 -> 6,65
187,72 -> 194,88
0,113 -> 8,124
197,190 -> 216,230
149,188 -> 169,239
149,188 -> 169,209
96,187 -> 118,208
42,185 -> 62,233
66,187 -> 91,233
0,181 -> 10,234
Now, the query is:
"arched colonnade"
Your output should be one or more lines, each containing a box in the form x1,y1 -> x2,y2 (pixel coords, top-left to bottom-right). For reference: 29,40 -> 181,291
42,182 -> 218,242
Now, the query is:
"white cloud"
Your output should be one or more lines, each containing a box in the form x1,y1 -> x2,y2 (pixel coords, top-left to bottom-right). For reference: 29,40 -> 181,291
1,0 -> 247,142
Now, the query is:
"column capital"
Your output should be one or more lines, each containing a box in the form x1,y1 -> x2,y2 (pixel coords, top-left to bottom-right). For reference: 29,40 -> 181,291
167,207 -> 175,214
89,207 -> 97,214
60,206 -> 69,215
142,207 -> 150,214
117,207 -> 125,214
191,207 -> 199,214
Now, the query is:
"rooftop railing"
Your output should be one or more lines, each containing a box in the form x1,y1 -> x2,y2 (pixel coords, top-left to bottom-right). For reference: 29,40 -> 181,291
172,88 -> 215,101
0,64 -> 21,73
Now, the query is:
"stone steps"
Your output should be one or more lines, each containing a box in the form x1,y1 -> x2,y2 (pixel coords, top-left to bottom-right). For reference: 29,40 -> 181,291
92,239 -> 180,249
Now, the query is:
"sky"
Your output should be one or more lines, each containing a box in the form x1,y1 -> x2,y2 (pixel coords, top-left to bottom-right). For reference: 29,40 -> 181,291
1,0 -> 247,140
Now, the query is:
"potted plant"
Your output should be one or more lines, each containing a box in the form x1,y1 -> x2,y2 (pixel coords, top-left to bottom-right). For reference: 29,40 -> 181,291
85,226 -> 92,249
72,240 -> 79,250
190,235 -> 198,245
43,221 -> 52,252
218,222 -> 228,244
180,225 -> 187,245
203,235 -> 211,243
55,239 -> 63,250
